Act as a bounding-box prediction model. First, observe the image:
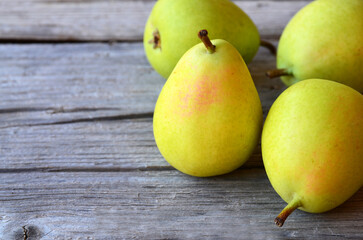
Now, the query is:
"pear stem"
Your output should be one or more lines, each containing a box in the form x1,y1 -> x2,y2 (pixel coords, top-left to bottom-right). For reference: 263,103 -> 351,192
275,195 -> 302,227
260,40 -> 276,56
198,30 -> 216,54
266,69 -> 291,79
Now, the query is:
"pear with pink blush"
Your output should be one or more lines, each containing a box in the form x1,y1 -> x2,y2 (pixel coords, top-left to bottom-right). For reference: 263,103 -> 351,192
153,30 -> 262,177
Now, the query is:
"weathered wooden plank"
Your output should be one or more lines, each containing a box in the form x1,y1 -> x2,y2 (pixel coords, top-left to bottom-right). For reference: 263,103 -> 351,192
0,42 -> 162,127
0,41 -> 281,170
0,118 -> 264,170
0,170 -> 362,239
0,0 -> 312,41
0,42 -> 285,128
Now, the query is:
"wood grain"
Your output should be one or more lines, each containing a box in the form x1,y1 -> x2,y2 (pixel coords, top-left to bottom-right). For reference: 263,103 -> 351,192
1,0 -> 362,239
0,42 -> 285,128
0,118 -> 265,171
0,0 -> 312,41
1,170 -> 362,239
0,41 -> 280,170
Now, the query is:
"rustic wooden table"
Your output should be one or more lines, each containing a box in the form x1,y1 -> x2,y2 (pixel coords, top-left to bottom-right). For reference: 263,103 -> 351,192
1,0 -> 362,239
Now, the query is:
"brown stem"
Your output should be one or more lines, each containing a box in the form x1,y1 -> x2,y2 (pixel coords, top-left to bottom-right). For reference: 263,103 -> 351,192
266,69 -> 291,79
260,40 -> 277,56
198,30 -> 216,54
275,196 -> 302,227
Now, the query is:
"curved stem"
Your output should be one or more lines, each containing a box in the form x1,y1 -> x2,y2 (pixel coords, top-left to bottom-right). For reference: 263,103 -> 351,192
275,195 -> 302,227
266,69 -> 291,79
260,40 -> 276,56
198,30 -> 216,54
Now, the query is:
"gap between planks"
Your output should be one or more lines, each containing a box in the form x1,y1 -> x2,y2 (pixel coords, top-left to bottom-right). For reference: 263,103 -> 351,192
0,170 -> 362,239
0,0 -> 313,41
0,41 -> 283,128
0,42 -> 277,171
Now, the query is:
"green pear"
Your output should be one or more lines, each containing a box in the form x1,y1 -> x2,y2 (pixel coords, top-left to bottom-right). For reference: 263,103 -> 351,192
144,0 -> 260,79
153,30 -> 263,177
262,79 -> 363,227
267,0 -> 363,93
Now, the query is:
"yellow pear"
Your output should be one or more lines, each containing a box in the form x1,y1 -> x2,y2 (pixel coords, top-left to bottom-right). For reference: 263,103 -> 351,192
267,0 -> 363,93
144,0 -> 261,79
262,79 -> 363,227
153,30 -> 263,177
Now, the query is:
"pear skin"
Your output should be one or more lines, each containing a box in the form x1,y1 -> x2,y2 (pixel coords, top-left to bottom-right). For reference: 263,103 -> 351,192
262,79 -> 363,227
144,0 -> 260,79
267,0 -> 363,93
153,30 -> 263,177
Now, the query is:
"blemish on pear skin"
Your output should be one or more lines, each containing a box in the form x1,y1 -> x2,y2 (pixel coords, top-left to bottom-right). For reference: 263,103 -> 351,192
304,170 -> 327,196
311,150 -> 319,164
149,29 -> 161,49
176,75 -> 223,117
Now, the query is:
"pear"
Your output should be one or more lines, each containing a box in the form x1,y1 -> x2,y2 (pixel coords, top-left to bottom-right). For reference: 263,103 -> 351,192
262,79 -> 363,227
144,0 -> 260,79
266,0 -> 363,93
153,30 -> 263,177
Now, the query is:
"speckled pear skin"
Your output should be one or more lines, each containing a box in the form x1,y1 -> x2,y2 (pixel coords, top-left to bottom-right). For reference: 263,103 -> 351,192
262,79 -> 363,214
153,39 -> 262,177
277,0 -> 363,92
144,0 -> 260,79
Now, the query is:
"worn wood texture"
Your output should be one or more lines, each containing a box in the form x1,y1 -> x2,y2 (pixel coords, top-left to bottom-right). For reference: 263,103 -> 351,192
1,41 -> 362,239
0,0 -> 312,41
0,42 -> 284,129
1,0 -> 362,239
0,118 -> 266,171
0,42 -> 278,171
0,42 -> 279,172
1,170 -> 362,239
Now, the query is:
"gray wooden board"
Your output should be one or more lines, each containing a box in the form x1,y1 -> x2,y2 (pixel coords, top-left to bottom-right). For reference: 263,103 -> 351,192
0,41 -> 278,171
0,118 -> 264,170
0,42 -> 164,127
1,170 -> 362,239
1,0 -> 362,238
0,42 -> 285,128
0,0 -> 312,41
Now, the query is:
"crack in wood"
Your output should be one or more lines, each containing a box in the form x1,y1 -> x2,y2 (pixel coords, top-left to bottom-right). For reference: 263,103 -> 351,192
0,107 -> 121,114
0,165 -> 264,174
32,112 -> 154,124
0,39 -> 141,44
0,107 -> 50,114
0,35 -> 281,44
0,112 -> 154,129
0,166 -> 175,173
49,107 -> 122,114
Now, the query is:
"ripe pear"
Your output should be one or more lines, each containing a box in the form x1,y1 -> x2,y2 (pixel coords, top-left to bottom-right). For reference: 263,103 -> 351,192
262,79 -> 363,227
267,0 -> 363,93
144,0 -> 260,79
153,30 -> 263,177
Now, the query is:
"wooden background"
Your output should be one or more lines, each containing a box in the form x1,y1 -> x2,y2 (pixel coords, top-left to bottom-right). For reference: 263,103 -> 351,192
1,0 -> 362,239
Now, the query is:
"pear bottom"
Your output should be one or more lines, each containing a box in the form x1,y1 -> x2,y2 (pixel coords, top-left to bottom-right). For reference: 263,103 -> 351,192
262,79 -> 363,213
